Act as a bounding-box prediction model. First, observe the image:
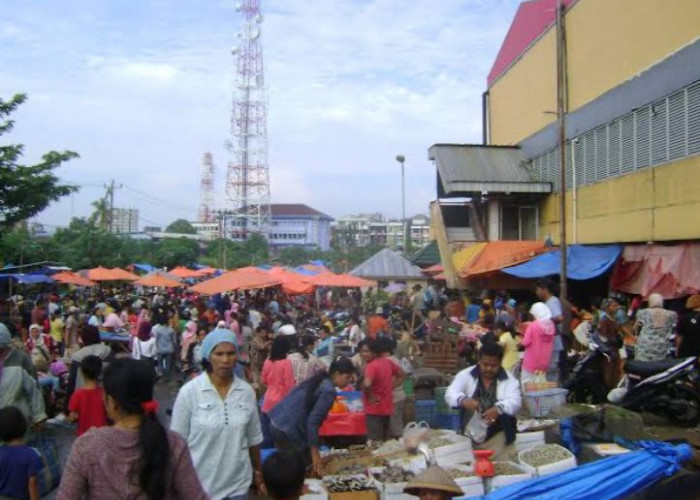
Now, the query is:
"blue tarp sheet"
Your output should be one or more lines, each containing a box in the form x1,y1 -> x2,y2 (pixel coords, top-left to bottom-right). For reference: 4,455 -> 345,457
502,244 -> 622,280
132,263 -> 155,273
0,274 -> 55,284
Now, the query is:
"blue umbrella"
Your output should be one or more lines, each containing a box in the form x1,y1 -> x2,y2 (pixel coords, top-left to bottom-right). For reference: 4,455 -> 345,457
483,441 -> 692,500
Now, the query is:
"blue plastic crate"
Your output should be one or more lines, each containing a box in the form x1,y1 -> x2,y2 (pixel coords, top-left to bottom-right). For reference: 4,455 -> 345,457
433,412 -> 462,432
414,399 -> 436,427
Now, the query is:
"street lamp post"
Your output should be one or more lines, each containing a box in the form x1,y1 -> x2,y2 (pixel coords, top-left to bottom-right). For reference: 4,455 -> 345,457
396,155 -> 407,252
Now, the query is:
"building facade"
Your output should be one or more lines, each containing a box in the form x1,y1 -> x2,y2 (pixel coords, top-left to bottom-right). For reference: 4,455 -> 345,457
333,214 -> 432,251
110,208 -> 139,234
485,0 -> 700,244
268,204 -> 333,252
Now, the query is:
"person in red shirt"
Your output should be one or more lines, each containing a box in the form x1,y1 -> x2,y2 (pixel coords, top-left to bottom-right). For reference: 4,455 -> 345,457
366,308 -> 390,341
361,339 -> 405,442
67,355 -> 108,436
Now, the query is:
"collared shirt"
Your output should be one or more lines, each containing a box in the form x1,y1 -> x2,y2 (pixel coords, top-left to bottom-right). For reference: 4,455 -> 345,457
170,373 -> 263,500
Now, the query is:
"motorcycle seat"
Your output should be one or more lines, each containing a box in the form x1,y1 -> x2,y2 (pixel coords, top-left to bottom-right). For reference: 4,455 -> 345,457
625,358 -> 685,377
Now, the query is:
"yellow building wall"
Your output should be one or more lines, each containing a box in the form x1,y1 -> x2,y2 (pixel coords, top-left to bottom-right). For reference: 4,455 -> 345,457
540,155 -> 700,244
489,0 -> 700,145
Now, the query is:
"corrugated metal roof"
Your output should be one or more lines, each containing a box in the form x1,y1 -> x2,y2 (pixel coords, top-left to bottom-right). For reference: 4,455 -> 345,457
429,144 -> 551,195
270,204 -> 333,220
350,248 -> 426,280
411,241 -> 441,267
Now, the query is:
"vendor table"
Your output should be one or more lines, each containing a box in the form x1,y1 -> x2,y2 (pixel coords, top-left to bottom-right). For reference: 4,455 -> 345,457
99,330 -> 131,353
319,412 -> 367,437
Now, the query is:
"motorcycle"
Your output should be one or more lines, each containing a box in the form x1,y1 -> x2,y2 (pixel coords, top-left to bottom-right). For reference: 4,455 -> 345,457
566,333 -> 614,404
608,356 -> 700,426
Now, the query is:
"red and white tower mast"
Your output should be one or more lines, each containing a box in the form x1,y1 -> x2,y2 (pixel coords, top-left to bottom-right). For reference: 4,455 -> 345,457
199,151 -> 215,223
225,0 -> 270,240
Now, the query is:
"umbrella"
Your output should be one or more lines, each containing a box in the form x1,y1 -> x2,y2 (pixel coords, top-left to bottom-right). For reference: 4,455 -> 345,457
196,267 -> 218,276
190,267 -> 282,295
108,268 -> 140,281
307,272 -> 375,288
485,441 -> 692,500
282,281 -> 315,295
52,272 -> 97,287
169,266 -> 203,279
135,271 -> 183,288
384,283 -> 407,294
83,266 -> 121,281
422,263 -> 444,275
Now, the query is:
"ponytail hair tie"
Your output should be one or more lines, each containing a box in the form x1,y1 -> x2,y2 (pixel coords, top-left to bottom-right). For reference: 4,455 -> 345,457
141,400 -> 159,415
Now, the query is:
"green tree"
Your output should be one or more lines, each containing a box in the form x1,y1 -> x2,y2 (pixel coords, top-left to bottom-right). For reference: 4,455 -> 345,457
0,94 -> 79,230
155,237 -> 200,269
165,219 -> 196,234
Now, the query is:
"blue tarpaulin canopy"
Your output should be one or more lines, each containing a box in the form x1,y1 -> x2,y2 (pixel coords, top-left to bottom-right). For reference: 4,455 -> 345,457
132,263 -> 156,273
0,274 -> 55,284
502,244 -> 622,280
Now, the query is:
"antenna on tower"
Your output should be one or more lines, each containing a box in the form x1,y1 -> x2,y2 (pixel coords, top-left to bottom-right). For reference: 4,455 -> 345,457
199,152 -> 215,223
225,0 -> 271,241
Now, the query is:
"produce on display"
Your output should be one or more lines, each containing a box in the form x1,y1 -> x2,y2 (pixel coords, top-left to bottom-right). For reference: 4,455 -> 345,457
520,445 -> 573,468
323,475 -> 377,493
371,466 -> 415,483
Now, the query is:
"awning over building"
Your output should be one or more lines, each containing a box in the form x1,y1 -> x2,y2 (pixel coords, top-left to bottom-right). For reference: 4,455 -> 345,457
610,243 -> 700,299
503,244 -> 623,280
429,144 -> 551,196
458,241 -> 547,277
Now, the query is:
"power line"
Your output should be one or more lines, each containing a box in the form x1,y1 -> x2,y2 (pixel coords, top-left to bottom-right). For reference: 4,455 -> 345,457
122,185 -> 198,214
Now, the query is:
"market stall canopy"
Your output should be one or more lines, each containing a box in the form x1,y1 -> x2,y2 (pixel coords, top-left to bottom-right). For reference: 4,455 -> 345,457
169,266 -> 202,279
350,248 -> 426,281
281,281 -> 315,295
0,274 -> 55,285
422,263 -> 444,275
135,271 -> 183,288
131,263 -> 156,273
190,267 -> 282,295
308,272 -> 375,288
459,241 -> 546,277
503,245 -> 622,280
83,266 -> 123,281
108,268 -> 140,281
52,272 -> 96,287
411,240 -> 441,267
451,243 -> 488,274
196,267 -> 218,276
610,243 -> 700,299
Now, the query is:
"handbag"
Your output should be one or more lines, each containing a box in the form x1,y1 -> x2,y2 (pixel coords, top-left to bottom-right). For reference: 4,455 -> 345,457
27,435 -> 61,496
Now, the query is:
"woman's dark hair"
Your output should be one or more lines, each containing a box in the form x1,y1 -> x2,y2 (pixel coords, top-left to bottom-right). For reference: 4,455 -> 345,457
0,406 -> 27,442
357,339 -> 371,352
368,339 -> 383,356
270,335 -> 291,361
80,325 -> 100,346
103,358 -> 169,500
262,450 -> 305,499
493,319 -> 513,334
298,334 -> 316,360
80,355 -> 103,380
304,356 -> 354,412
479,341 -> 504,360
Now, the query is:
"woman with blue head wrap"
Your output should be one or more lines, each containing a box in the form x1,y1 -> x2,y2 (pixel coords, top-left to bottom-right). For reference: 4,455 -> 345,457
171,327 -> 265,499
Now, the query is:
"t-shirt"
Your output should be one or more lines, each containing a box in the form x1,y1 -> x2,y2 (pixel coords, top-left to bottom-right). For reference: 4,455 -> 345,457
68,387 -> 109,436
363,357 -> 400,416
152,324 -> 175,354
499,332 -> 520,372
50,317 -> 64,344
0,444 -> 42,500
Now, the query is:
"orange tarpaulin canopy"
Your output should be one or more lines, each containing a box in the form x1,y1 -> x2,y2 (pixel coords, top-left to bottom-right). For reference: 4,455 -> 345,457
267,267 -> 315,295
423,264 -> 444,275
460,241 -> 547,277
196,267 -> 218,276
83,266 -> 123,281
135,272 -> 183,288
109,268 -> 140,281
191,267 -> 282,295
52,272 -> 96,287
307,272 -> 375,288
169,266 -> 202,279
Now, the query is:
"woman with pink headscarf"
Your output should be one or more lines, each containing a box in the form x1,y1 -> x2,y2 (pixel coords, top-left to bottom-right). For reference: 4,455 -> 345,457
180,321 -> 197,365
520,302 -> 556,389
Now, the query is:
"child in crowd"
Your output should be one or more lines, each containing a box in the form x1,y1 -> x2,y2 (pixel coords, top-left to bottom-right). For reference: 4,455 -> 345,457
67,355 -> 108,436
0,406 -> 42,500
494,319 -> 520,373
262,450 -> 306,500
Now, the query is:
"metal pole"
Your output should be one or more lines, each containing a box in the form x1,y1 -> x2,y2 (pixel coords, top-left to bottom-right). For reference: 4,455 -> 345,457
396,155 -> 407,252
556,0 -> 569,335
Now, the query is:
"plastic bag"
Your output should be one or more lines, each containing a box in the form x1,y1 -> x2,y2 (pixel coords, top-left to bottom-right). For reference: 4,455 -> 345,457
524,371 -> 557,392
403,421 -> 430,450
466,412 -> 488,444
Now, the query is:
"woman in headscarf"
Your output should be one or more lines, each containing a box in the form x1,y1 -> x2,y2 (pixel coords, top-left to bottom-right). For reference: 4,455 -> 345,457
171,328 -> 264,500
634,293 -> 677,361
179,320 -> 198,369
520,303 -> 555,389
25,324 -> 53,373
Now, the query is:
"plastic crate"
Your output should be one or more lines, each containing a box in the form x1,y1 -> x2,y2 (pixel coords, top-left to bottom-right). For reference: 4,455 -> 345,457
433,413 -> 462,432
524,388 -> 568,417
414,399 -> 436,427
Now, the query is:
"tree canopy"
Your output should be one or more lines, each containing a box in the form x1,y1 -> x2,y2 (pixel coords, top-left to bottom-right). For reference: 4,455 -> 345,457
165,219 -> 197,234
0,94 -> 79,230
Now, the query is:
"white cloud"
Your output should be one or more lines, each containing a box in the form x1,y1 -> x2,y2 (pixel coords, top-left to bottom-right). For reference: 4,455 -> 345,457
116,62 -> 179,82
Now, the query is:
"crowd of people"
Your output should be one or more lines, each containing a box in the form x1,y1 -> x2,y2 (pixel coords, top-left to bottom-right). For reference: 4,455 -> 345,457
0,278 -> 699,499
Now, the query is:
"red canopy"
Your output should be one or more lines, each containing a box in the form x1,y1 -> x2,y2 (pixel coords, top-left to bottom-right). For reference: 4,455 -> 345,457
169,266 -> 202,279
52,272 -> 96,287
307,272 -> 375,288
190,267 -> 282,295
135,272 -> 183,288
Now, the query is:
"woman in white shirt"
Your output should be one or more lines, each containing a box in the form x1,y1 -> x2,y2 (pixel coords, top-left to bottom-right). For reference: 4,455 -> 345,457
131,321 -> 156,365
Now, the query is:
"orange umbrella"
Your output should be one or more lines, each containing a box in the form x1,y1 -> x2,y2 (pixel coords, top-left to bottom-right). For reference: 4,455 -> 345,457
191,267 -> 282,295
170,266 -> 204,279
135,271 -> 183,288
307,272 -> 375,288
282,281 -> 315,295
423,264 -> 444,275
109,268 -> 140,281
84,266 -> 121,281
52,272 -> 97,287
196,267 -> 218,276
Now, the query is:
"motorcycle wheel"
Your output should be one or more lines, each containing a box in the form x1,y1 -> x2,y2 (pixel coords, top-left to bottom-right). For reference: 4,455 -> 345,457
665,385 -> 700,427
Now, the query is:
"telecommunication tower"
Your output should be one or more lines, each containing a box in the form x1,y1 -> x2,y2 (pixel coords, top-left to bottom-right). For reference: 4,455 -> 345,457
225,0 -> 270,240
199,152 -> 215,223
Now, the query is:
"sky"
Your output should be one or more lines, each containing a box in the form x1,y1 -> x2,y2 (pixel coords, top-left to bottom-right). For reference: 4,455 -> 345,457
0,0 -> 521,230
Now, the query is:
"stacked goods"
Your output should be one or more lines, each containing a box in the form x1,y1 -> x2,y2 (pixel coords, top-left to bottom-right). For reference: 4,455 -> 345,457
514,430 -> 546,453
422,339 -> 459,373
488,462 -> 533,491
370,466 -> 416,500
323,475 -> 377,493
444,465 -> 484,498
518,444 -> 577,477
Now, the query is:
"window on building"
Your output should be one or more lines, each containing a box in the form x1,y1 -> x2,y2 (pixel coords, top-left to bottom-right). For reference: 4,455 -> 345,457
501,205 -> 538,241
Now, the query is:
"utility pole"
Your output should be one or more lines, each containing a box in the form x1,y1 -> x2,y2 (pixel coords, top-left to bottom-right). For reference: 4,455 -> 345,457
556,0 -> 570,335
104,179 -> 123,233
396,155 -> 407,253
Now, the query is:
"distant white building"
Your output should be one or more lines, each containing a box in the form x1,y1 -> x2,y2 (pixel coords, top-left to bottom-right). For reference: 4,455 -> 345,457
332,213 -> 431,251
191,222 -> 220,242
268,204 -> 333,252
111,208 -> 139,234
